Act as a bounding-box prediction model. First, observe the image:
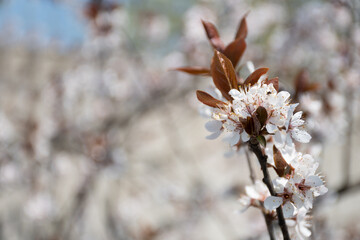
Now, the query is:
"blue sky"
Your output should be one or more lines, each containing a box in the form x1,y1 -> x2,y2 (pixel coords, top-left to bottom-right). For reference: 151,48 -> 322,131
0,0 -> 86,48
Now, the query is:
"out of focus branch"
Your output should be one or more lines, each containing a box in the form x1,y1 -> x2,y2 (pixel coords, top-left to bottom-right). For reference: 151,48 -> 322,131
337,181 -> 360,196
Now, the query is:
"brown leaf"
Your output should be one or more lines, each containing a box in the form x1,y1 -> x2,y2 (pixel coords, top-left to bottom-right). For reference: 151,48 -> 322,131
294,69 -> 319,98
273,145 -> 292,177
294,69 -> 309,97
255,106 -> 268,128
303,83 -> 320,92
211,50 -> 238,101
242,116 -> 260,136
196,90 -> 226,108
252,115 -> 261,135
173,67 -> 210,76
223,38 -> 246,68
201,20 -> 225,51
265,77 -> 279,91
235,12 -> 249,40
243,117 -> 254,135
243,68 -> 269,87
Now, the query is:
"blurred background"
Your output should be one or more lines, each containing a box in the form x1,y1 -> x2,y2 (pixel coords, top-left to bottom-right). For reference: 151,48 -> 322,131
0,0 -> 359,239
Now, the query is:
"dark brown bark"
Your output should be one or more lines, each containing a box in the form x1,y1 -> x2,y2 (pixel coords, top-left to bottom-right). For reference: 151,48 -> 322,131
248,138 -> 291,240
245,150 -> 275,240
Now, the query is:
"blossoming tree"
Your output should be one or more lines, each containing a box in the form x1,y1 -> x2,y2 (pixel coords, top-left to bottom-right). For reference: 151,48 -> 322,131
176,14 -> 327,240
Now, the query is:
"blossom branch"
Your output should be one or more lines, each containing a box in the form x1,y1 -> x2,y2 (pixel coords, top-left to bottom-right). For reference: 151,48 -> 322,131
248,137 -> 291,240
245,149 -> 275,240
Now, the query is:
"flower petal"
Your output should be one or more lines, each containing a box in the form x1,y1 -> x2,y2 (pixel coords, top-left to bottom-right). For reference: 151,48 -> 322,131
282,201 -> 295,218
305,175 -> 323,187
266,123 -> 278,134
292,194 -> 305,209
205,120 -> 222,132
314,185 -> 328,196
291,128 -> 311,143
264,196 -> 282,210
245,186 -> 260,199
277,91 -> 291,103
241,131 -> 250,142
206,131 -> 221,140
229,133 -> 241,146
291,111 -> 305,127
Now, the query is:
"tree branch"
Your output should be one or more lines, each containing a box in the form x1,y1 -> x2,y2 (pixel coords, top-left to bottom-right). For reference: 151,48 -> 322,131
248,138 -> 291,240
245,149 -> 275,240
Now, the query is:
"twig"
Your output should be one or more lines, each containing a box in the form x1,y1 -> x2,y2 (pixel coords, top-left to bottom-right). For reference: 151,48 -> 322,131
248,137 -> 291,240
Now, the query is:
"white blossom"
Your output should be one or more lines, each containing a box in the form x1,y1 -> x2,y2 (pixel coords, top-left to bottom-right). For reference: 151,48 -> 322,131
238,180 -> 270,213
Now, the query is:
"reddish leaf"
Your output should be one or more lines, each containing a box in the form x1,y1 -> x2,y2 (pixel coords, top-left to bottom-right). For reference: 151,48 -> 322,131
255,106 -> 268,128
243,68 -> 269,87
294,69 -> 319,98
211,50 -> 238,101
273,145 -> 293,177
201,20 -> 225,52
223,38 -> 246,68
303,83 -> 320,92
294,69 -> 309,97
252,114 -> 261,135
243,117 -> 254,135
241,115 -> 261,136
235,12 -> 249,40
265,77 -> 279,91
327,79 -> 336,91
173,67 -> 210,76
196,90 -> 226,108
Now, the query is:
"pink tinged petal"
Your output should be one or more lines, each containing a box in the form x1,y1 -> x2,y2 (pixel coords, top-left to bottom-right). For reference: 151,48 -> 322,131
206,131 -> 221,140
283,201 -> 296,218
241,131 -> 250,142
205,120 -> 222,132
291,128 -> 311,143
305,175 -> 323,187
266,123 -> 277,134
264,196 -> 283,210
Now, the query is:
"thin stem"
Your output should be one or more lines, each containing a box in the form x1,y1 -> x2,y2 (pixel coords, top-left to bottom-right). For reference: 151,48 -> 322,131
245,149 -> 275,240
249,138 -> 291,240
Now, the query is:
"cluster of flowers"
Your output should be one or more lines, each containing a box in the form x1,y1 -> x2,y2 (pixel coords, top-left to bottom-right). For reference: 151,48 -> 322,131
176,15 -> 327,239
